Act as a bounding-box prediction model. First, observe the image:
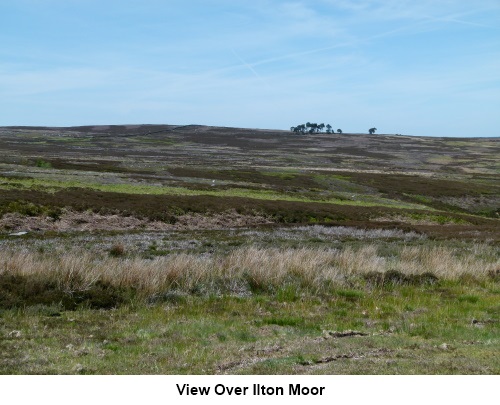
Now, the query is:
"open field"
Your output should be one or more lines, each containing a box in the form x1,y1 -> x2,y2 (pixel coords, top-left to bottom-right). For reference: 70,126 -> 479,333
0,125 -> 499,374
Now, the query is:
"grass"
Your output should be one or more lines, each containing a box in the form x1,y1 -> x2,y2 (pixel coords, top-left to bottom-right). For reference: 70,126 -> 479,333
1,244 -> 497,303
0,125 -> 498,374
0,175 -> 430,210
0,239 -> 494,371
1,279 -> 498,374
8,187 -> 489,233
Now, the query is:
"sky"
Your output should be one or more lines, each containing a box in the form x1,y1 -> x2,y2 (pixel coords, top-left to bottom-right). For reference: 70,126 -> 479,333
1,0 -> 499,136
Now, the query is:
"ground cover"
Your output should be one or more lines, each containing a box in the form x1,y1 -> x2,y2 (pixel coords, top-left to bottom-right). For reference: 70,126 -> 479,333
0,125 -> 498,374
0,174 -> 433,210
1,276 -> 498,374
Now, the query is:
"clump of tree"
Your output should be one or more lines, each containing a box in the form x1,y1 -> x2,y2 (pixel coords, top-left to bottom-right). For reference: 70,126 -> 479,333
291,122 -> 335,134
290,124 -> 306,134
290,124 -> 377,135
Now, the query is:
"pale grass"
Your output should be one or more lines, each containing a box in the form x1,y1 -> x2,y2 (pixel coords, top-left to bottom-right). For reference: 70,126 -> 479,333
396,246 -> 495,278
0,244 -> 497,296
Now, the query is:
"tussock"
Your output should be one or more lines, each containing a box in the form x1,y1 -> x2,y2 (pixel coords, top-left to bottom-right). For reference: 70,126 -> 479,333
396,245 -> 493,278
1,244 -> 497,304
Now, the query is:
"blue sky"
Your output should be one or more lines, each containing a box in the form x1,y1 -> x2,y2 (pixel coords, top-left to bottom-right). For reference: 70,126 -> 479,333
1,0 -> 499,136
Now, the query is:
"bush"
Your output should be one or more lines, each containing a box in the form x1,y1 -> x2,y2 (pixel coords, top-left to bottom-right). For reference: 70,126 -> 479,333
35,159 -> 52,169
109,243 -> 126,257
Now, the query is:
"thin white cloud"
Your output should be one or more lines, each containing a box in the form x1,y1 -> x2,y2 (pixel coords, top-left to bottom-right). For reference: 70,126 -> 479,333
230,49 -> 266,82
1,0 -> 498,135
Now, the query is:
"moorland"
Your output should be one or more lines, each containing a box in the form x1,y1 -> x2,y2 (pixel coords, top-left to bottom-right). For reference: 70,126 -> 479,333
0,124 -> 498,374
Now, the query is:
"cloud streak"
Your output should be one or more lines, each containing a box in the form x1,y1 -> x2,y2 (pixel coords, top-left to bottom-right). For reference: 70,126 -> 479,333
0,0 -> 498,136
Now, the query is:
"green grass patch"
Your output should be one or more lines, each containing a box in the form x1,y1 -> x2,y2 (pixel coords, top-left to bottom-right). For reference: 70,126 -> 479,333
260,316 -> 304,327
0,175 -> 430,209
335,289 -> 364,301
407,212 -> 470,224
1,279 -> 498,374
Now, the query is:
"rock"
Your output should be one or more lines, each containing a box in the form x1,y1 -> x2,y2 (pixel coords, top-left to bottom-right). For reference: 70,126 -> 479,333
471,319 -> 485,328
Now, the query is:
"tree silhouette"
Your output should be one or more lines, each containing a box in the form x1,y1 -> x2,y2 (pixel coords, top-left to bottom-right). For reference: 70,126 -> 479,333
307,123 -> 319,134
291,122 -> 342,135
369,127 -> 377,134
292,124 -> 306,134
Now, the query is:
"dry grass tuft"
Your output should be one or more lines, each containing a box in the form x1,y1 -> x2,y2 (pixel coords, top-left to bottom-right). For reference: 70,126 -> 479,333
1,244 -> 497,306
396,245 -> 494,278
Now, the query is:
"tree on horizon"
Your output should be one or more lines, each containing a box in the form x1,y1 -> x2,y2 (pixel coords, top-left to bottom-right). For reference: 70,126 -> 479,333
291,122 -> 338,135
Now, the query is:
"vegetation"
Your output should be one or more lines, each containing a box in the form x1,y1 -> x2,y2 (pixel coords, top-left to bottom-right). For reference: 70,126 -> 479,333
291,122 -> 334,134
0,124 -> 498,374
1,242 -> 498,374
1,244 -> 497,302
35,158 -> 52,169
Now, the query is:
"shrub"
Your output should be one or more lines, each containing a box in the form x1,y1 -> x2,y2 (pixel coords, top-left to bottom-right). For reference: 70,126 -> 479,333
35,159 -> 52,169
109,243 -> 126,257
